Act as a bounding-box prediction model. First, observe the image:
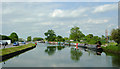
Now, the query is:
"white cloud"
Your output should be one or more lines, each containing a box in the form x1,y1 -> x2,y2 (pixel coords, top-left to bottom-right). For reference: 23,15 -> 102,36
83,14 -> 88,17
50,8 -> 88,18
93,3 -> 117,13
53,26 -> 59,29
2,2 -> 117,38
1,0 -> 119,2
66,31 -> 70,33
3,8 -> 15,14
51,9 -> 63,17
87,19 -> 109,24
40,22 -> 52,25
11,18 -> 37,23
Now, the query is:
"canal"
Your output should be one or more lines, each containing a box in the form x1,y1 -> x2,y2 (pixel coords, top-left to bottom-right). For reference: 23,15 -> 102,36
1,43 -> 120,67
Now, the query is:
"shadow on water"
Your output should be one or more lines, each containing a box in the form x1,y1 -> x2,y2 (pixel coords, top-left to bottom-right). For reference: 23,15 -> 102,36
70,48 -> 83,62
83,46 -> 120,67
112,56 -> 120,67
79,46 -> 103,56
104,52 -> 120,67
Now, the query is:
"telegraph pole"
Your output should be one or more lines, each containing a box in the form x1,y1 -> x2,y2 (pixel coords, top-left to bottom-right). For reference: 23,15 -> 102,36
105,29 -> 108,43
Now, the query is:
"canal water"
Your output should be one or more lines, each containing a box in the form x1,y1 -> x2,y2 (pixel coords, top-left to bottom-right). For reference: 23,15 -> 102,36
1,43 -> 120,67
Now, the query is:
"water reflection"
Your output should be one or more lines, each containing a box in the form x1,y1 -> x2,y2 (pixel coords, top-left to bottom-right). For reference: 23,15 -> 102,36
105,52 -> 120,67
45,46 -> 65,56
70,48 -> 83,62
2,43 -> 120,67
45,46 -> 56,56
112,56 -> 120,67
57,46 -> 65,50
96,47 -> 103,55
83,47 -> 103,56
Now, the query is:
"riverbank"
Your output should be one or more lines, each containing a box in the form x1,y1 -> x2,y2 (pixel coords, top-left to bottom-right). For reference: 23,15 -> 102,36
0,43 -> 36,61
102,45 -> 120,55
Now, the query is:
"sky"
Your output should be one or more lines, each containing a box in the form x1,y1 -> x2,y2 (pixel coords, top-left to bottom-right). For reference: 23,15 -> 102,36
1,2 -> 118,39
1,0 -> 119,2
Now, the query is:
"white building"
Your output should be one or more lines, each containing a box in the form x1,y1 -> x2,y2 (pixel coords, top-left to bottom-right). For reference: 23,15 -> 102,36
0,40 -> 11,44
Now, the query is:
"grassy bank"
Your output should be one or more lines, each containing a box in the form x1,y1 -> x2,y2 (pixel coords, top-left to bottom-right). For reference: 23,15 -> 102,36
0,43 -> 36,56
102,45 -> 120,54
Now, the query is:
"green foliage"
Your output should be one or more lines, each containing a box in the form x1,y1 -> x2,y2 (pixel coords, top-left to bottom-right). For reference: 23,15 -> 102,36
27,36 -> 31,41
44,30 -> 56,41
108,42 -> 118,46
64,37 -> 69,41
111,28 -> 120,44
0,35 -> 11,40
9,32 -> 18,43
83,34 -> 102,44
33,37 -> 43,41
102,35 -> 105,39
55,35 -> 65,42
69,26 -> 85,41
102,45 -> 120,54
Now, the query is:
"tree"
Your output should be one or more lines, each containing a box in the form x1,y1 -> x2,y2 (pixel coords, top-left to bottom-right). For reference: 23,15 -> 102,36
84,34 -> 101,44
27,36 -> 31,41
69,26 -> 85,41
85,34 -> 94,42
0,35 -> 11,40
64,37 -> 69,41
56,35 -> 63,41
87,34 -> 93,38
9,32 -> 18,43
44,30 -> 56,41
111,28 -> 120,44
102,35 -> 105,39
101,35 -> 106,44
33,37 -> 43,41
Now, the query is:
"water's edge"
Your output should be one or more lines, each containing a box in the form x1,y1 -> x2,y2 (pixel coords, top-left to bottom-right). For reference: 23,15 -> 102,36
0,46 -> 36,62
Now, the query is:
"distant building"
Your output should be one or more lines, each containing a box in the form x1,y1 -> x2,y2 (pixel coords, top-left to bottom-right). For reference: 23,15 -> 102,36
0,40 -> 11,44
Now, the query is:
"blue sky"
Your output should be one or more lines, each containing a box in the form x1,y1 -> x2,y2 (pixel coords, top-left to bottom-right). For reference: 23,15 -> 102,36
2,2 -> 118,39
1,0 -> 119,2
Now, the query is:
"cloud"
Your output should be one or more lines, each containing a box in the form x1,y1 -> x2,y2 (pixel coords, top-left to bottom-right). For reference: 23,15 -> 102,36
11,18 -> 37,23
50,8 -> 88,18
93,3 -> 117,13
2,2 -> 117,38
40,22 -> 52,25
1,0 -> 119,2
87,19 -> 109,24
2,8 -> 15,14
51,9 -> 63,17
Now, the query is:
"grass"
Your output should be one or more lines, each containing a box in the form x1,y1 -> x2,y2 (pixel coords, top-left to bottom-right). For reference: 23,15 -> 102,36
108,42 -> 117,46
0,43 -> 36,56
102,45 -> 120,54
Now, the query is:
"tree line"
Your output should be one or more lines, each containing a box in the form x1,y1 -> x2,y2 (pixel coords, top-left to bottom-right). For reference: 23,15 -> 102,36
44,26 -> 120,45
0,26 -> 119,45
0,33 -> 43,43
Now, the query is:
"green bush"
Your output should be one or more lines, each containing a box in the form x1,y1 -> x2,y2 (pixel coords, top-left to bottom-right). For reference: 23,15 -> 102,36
102,45 -> 120,53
